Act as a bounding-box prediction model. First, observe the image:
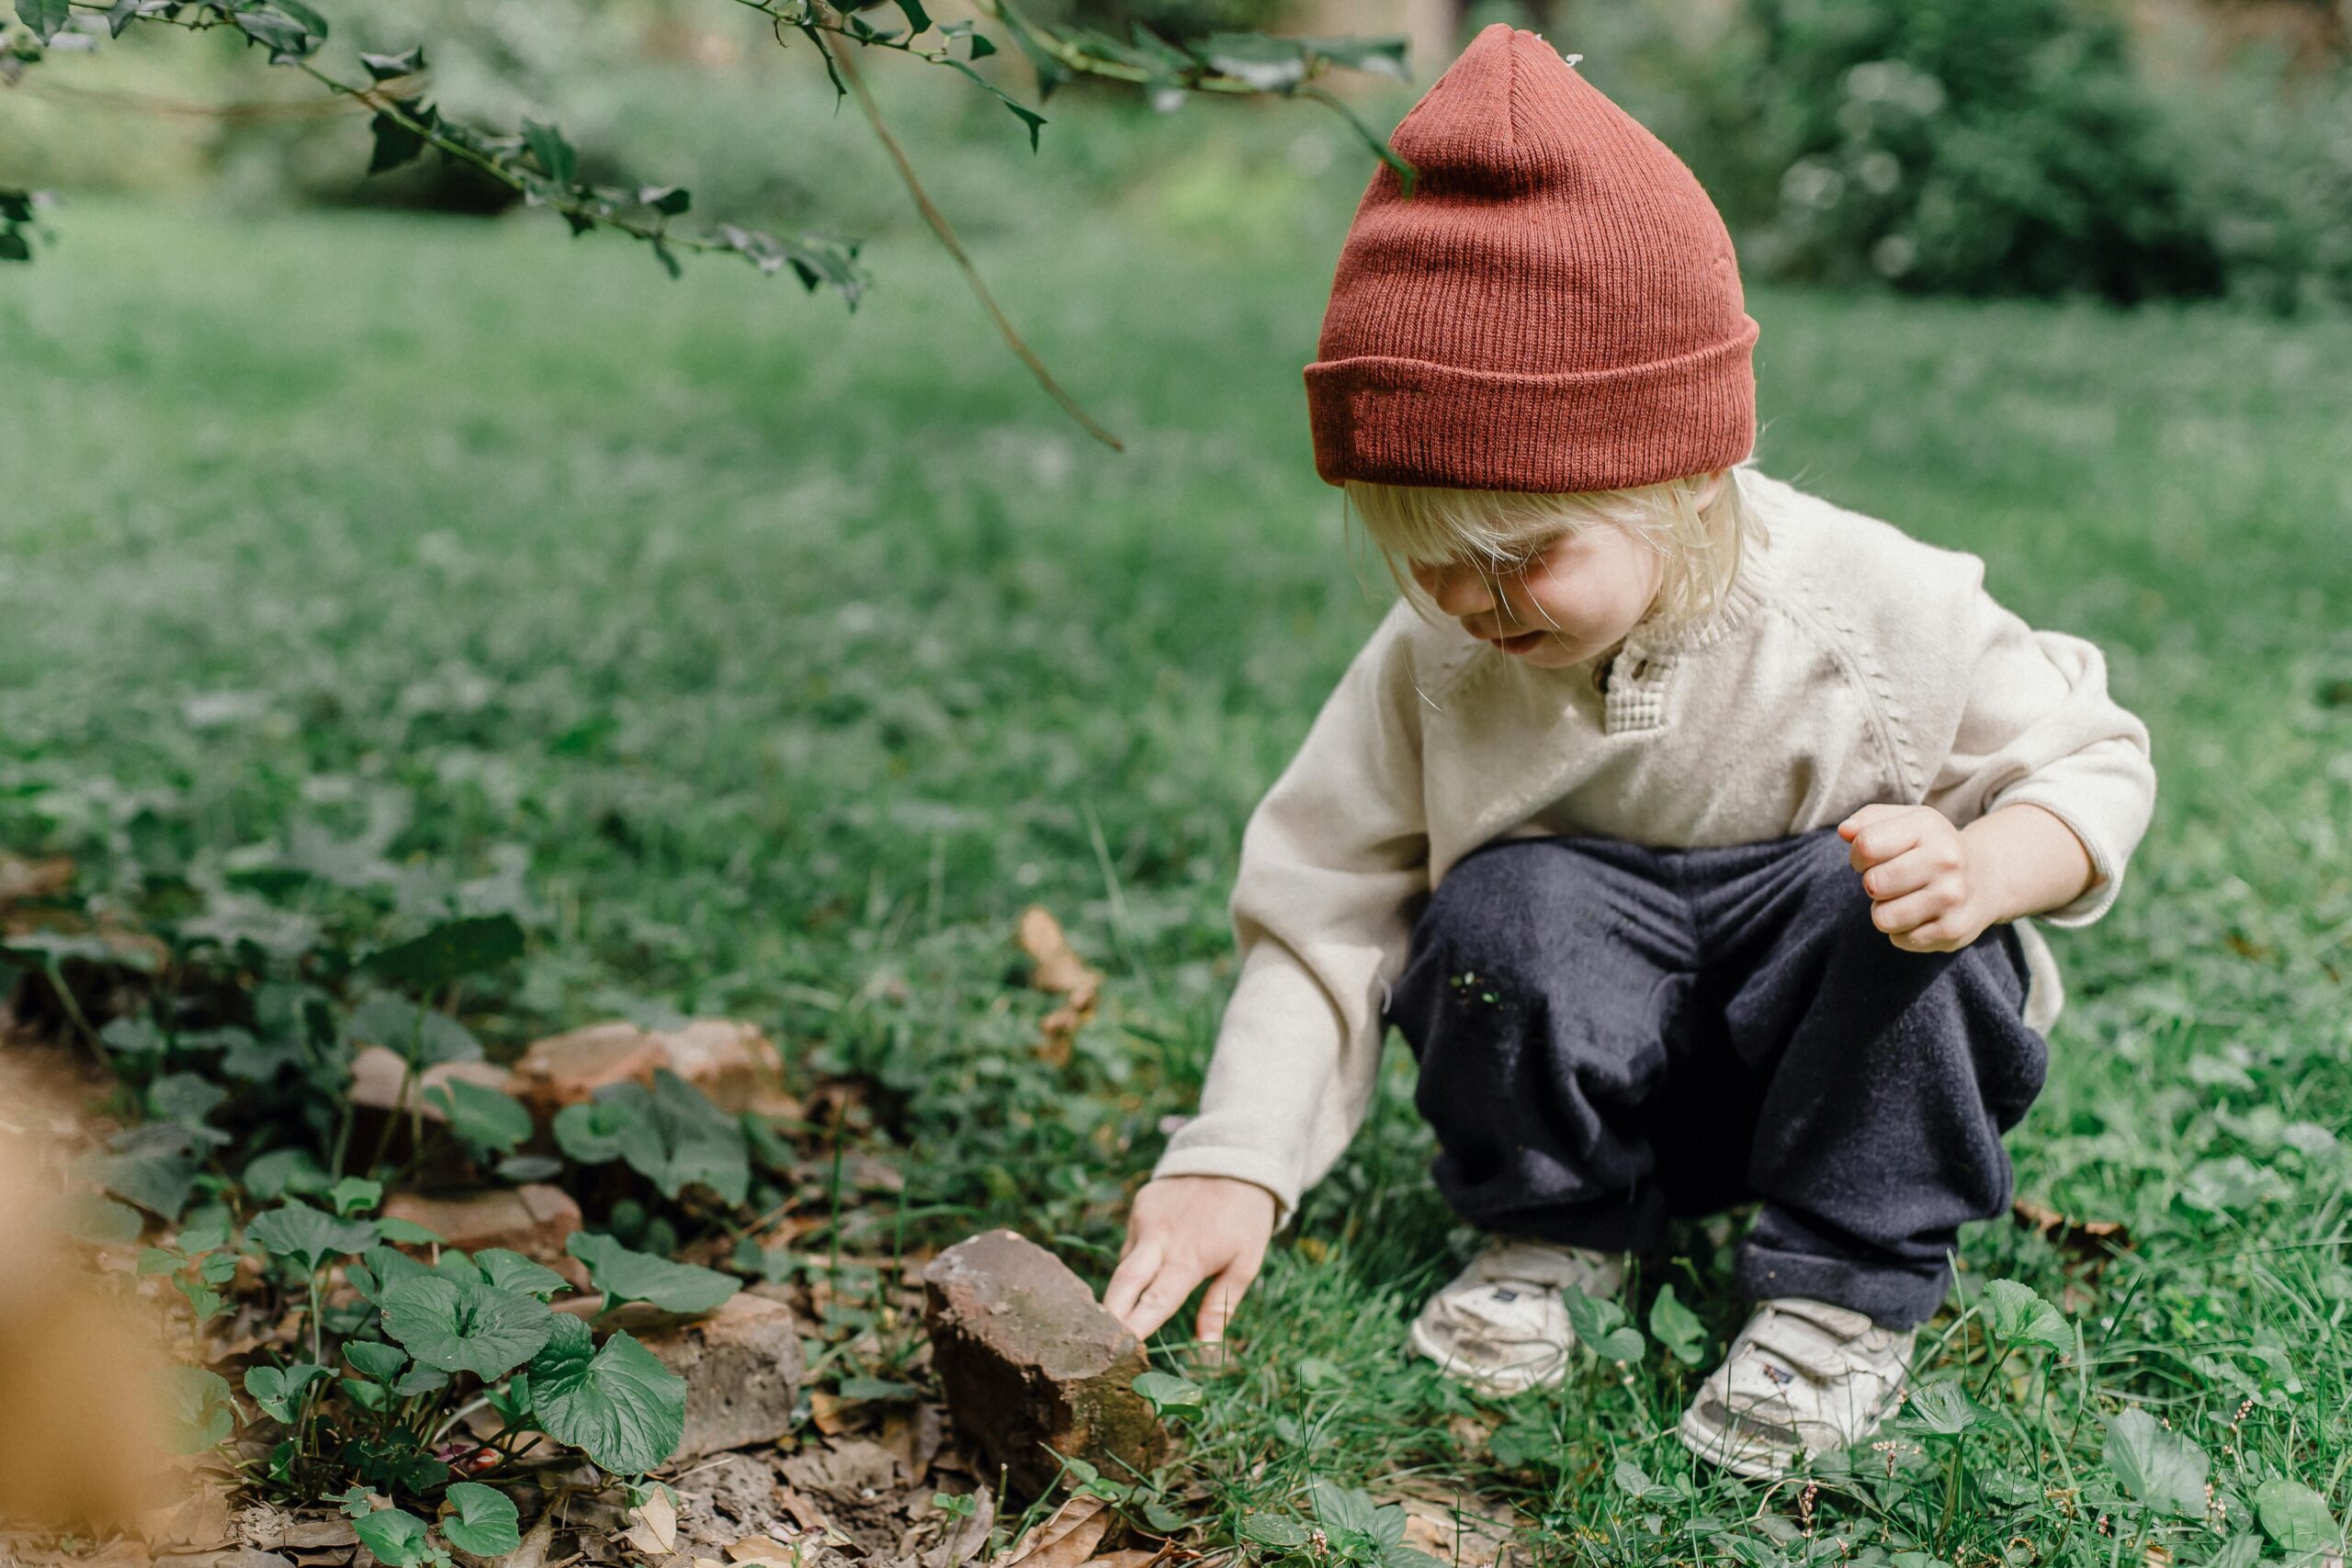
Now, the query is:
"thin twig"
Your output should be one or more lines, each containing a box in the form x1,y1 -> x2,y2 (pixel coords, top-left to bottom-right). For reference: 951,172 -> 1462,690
812,12 -> 1123,451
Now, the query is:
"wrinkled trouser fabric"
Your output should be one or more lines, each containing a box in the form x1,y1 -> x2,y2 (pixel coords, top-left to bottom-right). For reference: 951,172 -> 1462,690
1384,828 -> 2046,1326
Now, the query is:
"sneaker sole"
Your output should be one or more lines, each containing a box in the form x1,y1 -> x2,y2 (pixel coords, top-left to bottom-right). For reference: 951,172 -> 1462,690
1406,1313 -> 1566,1396
1676,1382 -> 1905,1483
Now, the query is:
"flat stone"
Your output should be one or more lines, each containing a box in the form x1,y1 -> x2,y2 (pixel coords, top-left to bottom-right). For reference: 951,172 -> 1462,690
634,1293 -> 807,1461
508,1020 -> 798,1117
921,1229 -> 1167,1496
345,1044 -> 511,1121
380,1185 -> 582,1264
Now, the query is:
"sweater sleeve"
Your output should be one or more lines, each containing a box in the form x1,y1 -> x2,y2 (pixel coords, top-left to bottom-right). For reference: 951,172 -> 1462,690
1149,609 -> 1430,1227
1922,590 -> 2155,927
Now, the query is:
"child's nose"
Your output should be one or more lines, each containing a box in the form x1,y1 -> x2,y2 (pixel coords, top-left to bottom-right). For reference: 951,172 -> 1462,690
1428,564 -> 1497,618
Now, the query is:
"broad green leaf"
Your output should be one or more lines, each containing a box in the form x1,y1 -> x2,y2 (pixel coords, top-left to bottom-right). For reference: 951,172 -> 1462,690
567,1231 -> 739,1314
354,1506 -> 432,1568
350,996 -> 481,1065
2105,1408 -> 2210,1518
1307,1478 -> 1379,1536
394,1367 -> 449,1397
1901,1380 -> 1984,1437
1239,1515 -> 1311,1548
162,1365 -> 234,1454
379,1276 -> 556,1380
69,1193 -> 144,1244
243,1146 -> 331,1200
377,1217 -> 444,1246
1981,1280 -> 2071,1351
553,1072 -> 749,1204
424,1077 -> 532,1156
357,45 -> 424,80
243,1361 -> 327,1423
520,123 -> 576,187
1611,1460 -> 1676,1504
1646,1283 -> 1707,1365
330,1176 -> 384,1217
476,1248 -> 568,1300
440,1482 -> 521,1556
526,1316 -> 685,1475
1132,1370 -> 1204,1419
1560,1283 -> 1623,1344
149,1072 -> 228,1125
344,1340 -> 408,1381
85,1124 -> 202,1219
2254,1476 -> 2341,1553
14,0 -> 71,44
249,1201 -> 379,1272
364,913 -> 525,988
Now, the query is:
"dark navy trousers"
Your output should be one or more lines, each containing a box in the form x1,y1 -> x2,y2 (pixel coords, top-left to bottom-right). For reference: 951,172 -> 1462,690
1384,828 -> 2046,1326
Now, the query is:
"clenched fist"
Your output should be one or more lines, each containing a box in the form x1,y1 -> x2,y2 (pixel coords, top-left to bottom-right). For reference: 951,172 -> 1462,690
1838,800 -> 2099,953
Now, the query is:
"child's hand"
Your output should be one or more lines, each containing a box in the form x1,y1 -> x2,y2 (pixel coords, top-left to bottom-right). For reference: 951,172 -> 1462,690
1838,803 -> 1992,953
1102,1175 -> 1277,1349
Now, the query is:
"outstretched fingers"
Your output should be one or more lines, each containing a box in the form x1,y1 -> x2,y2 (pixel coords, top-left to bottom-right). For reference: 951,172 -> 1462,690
1102,1240 -> 1163,1329
1193,1254 -> 1262,1348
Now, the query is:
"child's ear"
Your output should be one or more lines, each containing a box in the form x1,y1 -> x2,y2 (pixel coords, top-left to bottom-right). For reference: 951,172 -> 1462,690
1691,468 -> 1729,510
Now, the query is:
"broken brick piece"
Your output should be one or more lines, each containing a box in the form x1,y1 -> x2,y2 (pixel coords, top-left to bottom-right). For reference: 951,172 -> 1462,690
380,1184 -> 582,1264
508,1019 -> 798,1118
921,1229 -> 1167,1496
631,1293 -> 808,1461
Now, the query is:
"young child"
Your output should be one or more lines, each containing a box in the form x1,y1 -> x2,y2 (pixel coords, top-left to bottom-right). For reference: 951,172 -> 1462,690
1100,25 -> 2155,1478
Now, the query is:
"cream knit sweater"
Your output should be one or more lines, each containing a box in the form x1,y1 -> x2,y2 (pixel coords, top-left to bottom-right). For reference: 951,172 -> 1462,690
1153,469 -> 2156,1224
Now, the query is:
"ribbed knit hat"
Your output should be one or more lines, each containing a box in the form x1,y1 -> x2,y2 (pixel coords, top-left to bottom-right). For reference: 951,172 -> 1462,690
1305,25 -> 1759,494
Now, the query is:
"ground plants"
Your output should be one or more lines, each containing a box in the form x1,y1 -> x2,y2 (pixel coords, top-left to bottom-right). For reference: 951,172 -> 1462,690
4,194 -> 2348,1562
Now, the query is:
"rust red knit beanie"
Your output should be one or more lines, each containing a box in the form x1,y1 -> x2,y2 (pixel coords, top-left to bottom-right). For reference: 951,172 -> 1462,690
1305,24 -> 1758,494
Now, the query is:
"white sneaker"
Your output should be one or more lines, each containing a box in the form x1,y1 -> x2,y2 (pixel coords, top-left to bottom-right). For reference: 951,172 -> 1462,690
1408,1236 -> 1626,1395
1678,1297 -> 1913,1479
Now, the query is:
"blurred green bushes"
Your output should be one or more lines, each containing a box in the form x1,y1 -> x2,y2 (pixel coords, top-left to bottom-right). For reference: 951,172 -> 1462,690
6,0 -> 2350,310
1575,0 -> 2352,310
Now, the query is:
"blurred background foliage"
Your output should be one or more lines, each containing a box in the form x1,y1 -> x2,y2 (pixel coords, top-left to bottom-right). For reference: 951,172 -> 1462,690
3,0 -> 2350,310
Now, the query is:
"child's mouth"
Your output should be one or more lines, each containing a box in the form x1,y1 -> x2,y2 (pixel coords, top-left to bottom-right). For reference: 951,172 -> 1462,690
1487,629 -> 1550,655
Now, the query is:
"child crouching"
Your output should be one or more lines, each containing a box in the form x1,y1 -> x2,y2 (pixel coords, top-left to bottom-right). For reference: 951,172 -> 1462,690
1103,25 -> 2154,1479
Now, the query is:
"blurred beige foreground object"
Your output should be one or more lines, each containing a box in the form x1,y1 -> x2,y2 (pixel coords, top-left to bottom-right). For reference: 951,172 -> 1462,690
0,1050 -> 171,1532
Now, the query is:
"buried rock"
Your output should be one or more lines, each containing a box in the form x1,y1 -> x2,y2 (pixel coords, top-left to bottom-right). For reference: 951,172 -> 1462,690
631,1293 -> 807,1461
921,1230 -> 1167,1496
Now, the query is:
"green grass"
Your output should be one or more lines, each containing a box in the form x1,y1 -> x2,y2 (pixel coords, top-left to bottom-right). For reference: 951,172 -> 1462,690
6,190 -> 2352,1565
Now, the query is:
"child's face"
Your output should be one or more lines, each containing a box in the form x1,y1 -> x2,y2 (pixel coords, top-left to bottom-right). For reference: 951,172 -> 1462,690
1408,522 -> 1663,670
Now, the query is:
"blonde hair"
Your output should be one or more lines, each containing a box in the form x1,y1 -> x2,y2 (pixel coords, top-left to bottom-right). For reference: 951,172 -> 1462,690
1344,461 -> 1767,631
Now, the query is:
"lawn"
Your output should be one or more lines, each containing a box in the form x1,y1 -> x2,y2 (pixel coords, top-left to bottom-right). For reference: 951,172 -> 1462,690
6,191 -> 2352,1565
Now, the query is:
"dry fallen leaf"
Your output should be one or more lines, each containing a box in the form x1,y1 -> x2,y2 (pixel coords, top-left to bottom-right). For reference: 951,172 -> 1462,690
0,853 -> 74,904
2010,1198 -> 2130,1264
1074,1551 -> 1158,1568
990,1495 -> 1110,1568
1016,908 -> 1102,1066
1394,1495 -> 1516,1568
623,1490 -> 681,1559
497,1511 -> 556,1568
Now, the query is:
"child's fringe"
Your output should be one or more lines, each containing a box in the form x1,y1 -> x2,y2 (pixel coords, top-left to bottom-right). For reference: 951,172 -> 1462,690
1343,460 -> 1768,630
